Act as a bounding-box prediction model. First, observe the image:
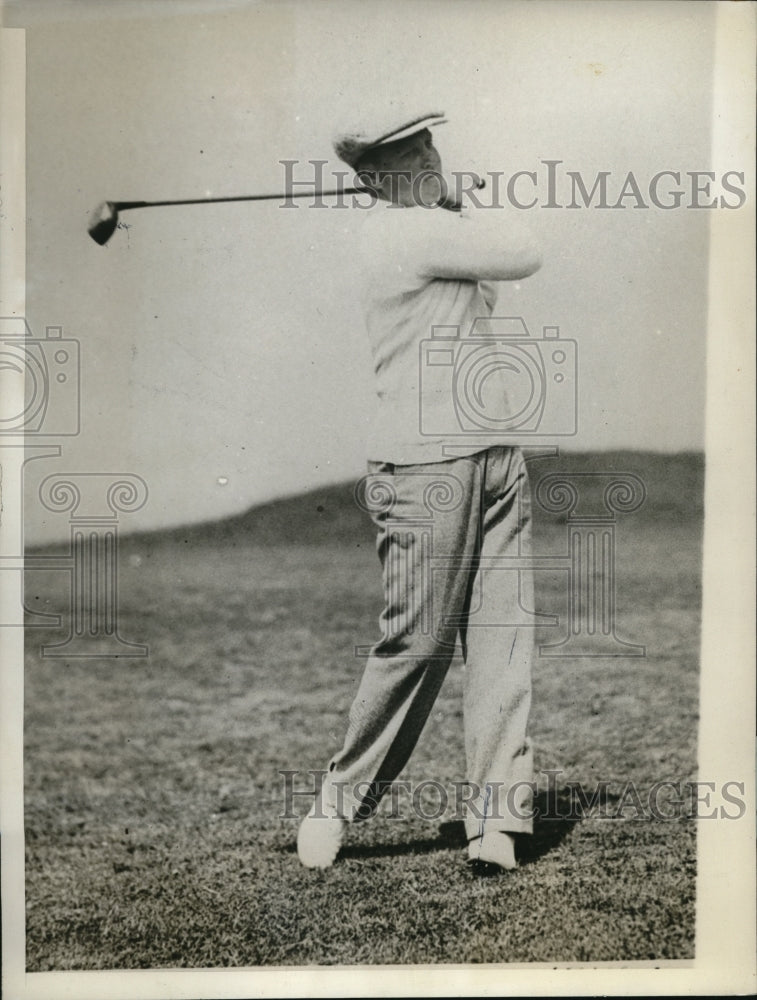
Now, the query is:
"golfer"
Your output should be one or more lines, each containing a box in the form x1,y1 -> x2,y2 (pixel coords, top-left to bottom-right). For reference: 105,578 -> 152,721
297,111 -> 542,872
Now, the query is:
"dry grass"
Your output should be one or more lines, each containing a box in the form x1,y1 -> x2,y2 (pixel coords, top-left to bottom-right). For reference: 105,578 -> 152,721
24,451 -> 702,968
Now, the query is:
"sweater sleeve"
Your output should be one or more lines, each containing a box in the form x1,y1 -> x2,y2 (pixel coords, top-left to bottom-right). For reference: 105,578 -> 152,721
411,206 -> 542,282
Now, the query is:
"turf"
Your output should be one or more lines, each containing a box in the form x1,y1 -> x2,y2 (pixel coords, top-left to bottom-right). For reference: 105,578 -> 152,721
23,451 -> 702,968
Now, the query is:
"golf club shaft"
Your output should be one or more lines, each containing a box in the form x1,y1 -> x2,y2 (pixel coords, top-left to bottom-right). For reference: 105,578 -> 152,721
112,174 -> 485,212
112,189 -> 368,212
89,177 -> 486,243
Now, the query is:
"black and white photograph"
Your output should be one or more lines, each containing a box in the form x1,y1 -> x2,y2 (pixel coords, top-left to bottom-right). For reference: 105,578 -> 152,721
0,1 -> 754,997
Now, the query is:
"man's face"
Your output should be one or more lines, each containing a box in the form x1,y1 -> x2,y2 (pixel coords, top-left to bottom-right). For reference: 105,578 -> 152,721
359,129 -> 444,207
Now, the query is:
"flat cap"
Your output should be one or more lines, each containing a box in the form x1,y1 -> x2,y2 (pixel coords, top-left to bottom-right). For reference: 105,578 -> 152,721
333,110 -> 447,170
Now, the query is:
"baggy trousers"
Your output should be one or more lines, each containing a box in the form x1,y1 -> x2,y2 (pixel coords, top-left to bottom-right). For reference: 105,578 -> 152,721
328,446 -> 534,839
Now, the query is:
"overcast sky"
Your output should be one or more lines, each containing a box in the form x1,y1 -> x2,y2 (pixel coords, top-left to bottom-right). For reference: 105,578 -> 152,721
5,0 -> 722,542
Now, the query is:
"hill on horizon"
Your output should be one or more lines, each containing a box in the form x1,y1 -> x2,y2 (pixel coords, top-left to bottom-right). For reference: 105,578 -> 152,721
111,449 -> 704,551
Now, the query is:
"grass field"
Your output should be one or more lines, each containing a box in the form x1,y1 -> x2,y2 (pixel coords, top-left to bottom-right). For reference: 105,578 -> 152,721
23,451 -> 703,968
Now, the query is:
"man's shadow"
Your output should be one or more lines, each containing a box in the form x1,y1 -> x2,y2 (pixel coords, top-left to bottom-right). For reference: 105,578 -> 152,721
338,787 -> 589,866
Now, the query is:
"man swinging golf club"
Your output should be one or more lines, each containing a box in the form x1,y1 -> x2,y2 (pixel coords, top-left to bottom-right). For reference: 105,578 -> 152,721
297,109 -> 543,872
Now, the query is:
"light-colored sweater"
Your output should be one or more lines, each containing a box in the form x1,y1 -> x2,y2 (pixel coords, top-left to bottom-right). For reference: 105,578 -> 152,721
357,201 -> 541,464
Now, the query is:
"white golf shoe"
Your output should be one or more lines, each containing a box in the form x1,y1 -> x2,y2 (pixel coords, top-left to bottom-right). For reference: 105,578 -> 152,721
297,780 -> 347,869
467,830 -> 517,871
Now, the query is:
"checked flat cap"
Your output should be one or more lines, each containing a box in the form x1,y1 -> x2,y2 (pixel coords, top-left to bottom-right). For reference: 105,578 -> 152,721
333,110 -> 448,170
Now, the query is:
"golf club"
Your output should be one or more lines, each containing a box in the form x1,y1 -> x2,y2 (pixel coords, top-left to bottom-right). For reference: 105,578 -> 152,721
87,189 -> 366,245
87,177 -> 486,245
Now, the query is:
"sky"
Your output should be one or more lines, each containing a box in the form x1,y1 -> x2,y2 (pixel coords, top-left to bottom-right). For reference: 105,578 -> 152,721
2,0 -> 722,542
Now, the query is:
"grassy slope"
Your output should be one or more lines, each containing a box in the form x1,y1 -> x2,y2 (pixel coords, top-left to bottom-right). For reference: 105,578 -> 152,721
24,452 -> 702,968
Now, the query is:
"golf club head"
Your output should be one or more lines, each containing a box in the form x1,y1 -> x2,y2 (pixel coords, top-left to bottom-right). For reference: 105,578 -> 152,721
88,201 -> 119,245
